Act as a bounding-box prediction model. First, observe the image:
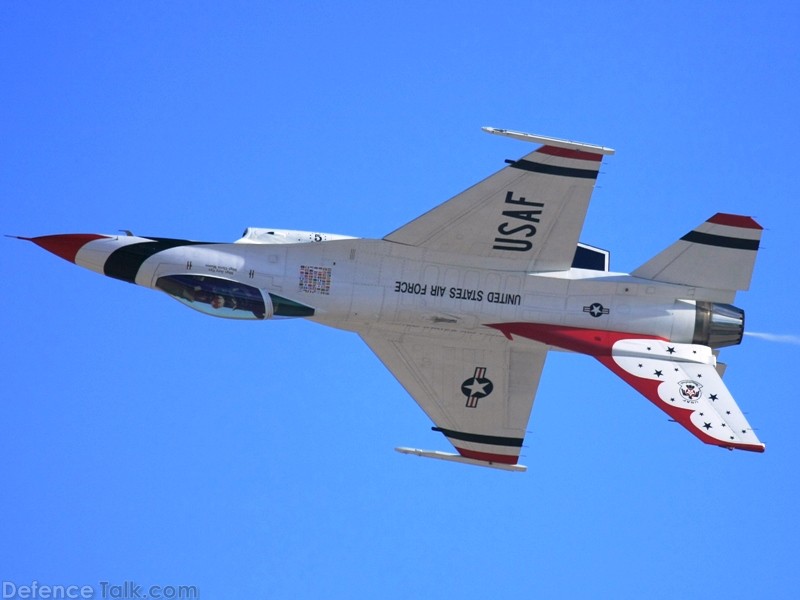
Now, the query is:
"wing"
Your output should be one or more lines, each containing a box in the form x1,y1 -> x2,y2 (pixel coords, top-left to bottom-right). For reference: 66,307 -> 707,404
599,339 -> 764,452
384,132 -> 612,272
360,329 -> 548,470
489,323 -> 763,452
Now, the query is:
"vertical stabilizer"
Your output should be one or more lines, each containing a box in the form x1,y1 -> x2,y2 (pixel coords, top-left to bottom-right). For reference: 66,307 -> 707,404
631,213 -> 762,292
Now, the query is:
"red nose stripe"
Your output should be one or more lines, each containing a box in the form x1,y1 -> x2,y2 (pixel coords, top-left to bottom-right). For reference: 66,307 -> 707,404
30,234 -> 108,263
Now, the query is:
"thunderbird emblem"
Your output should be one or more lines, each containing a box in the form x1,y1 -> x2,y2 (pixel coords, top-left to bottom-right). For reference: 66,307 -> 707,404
678,380 -> 703,403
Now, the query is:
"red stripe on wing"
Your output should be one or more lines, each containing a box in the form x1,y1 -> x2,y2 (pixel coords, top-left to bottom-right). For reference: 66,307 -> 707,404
536,145 -> 604,162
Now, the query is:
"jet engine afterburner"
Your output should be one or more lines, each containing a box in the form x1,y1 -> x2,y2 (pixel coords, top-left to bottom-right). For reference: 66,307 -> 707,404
693,301 -> 744,348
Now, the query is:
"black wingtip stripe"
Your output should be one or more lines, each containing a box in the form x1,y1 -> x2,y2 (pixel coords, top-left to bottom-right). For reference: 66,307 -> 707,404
681,231 -> 760,251
432,427 -> 523,448
506,158 -> 599,180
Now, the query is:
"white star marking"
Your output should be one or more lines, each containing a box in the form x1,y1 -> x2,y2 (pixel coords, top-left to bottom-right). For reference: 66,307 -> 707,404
464,379 -> 489,396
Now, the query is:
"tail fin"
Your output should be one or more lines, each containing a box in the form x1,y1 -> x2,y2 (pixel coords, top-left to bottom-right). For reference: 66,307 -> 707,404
632,213 -> 762,293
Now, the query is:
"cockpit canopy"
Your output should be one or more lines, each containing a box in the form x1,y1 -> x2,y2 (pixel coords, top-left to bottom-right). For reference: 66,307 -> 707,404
156,274 -> 314,320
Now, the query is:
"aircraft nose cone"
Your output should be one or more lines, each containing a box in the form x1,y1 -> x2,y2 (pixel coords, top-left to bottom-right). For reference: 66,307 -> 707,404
28,234 -> 108,263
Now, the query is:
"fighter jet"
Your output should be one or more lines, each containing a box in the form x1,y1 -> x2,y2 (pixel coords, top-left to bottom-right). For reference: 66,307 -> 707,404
21,127 -> 764,471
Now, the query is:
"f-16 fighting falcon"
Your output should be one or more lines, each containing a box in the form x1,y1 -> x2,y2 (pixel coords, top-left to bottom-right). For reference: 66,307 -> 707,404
20,127 -> 764,471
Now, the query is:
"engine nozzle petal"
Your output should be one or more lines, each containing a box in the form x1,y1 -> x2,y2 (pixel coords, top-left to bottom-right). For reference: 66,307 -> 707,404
693,302 -> 745,348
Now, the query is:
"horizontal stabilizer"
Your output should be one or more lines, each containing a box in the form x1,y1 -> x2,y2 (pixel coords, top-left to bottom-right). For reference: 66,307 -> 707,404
600,339 -> 764,452
395,447 -> 527,472
632,213 -> 762,293
488,323 -> 763,452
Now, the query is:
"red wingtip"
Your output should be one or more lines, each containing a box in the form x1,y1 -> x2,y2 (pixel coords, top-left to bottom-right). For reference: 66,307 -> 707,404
456,447 -> 519,465
535,145 -> 604,162
724,442 -> 766,453
708,213 -> 763,230
28,234 -> 107,263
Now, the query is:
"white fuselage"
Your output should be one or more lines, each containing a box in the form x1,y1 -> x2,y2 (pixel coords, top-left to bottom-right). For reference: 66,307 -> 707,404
86,235 -> 707,347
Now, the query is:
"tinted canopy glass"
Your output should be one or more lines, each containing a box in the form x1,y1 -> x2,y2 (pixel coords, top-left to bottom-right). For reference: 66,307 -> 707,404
156,274 -> 268,320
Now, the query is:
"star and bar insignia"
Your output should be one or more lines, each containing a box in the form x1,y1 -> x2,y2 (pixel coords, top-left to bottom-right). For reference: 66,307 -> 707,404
583,302 -> 610,318
461,367 -> 494,408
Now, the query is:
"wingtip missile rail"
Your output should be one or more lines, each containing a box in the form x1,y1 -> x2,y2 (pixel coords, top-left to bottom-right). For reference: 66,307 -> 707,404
482,126 -> 616,156
395,447 -> 528,472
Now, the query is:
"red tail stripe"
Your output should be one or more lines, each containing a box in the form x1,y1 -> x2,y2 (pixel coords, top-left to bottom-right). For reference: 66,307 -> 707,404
708,213 -> 762,230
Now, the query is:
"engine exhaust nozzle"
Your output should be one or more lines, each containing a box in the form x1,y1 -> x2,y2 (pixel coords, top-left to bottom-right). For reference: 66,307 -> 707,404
693,302 -> 745,349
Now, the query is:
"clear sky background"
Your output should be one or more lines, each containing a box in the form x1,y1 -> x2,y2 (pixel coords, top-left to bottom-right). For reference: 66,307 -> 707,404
2,2 -> 799,599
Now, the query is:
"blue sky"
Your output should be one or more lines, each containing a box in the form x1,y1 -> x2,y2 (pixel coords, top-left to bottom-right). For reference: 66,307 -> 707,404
2,2 -> 799,598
